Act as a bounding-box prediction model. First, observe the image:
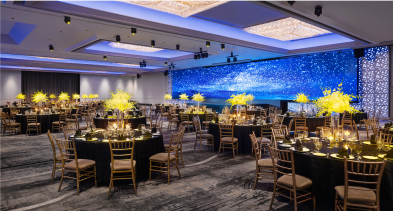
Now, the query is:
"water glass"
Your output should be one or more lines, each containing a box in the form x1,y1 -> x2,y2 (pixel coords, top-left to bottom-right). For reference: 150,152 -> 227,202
315,141 -> 322,152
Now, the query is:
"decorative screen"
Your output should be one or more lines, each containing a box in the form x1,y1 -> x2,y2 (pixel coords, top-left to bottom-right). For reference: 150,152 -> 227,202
172,50 -> 358,100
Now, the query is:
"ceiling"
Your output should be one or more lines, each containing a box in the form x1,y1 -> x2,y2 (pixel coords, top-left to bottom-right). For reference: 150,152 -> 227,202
1,1 -> 392,76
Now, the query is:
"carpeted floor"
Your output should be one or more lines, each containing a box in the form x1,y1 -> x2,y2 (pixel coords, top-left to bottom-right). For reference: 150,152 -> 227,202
1,119 -> 389,211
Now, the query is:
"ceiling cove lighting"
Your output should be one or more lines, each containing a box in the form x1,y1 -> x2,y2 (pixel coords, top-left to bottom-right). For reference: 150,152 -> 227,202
243,17 -> 331,41
131,28 -> 137,35
118,1 -> 229,18
64,16 -> 71,24
49,45 -> 54,51
108,42 -> 163,52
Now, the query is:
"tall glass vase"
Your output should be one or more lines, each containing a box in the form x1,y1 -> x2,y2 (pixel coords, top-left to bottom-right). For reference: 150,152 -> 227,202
197,101 -> 200,111
236,105 -> 241,117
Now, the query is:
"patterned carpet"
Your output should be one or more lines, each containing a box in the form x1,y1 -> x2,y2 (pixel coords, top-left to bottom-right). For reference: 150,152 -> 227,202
1,120 -> 386,211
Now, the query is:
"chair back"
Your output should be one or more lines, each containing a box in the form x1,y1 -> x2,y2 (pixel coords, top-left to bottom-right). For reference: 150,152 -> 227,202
26,114 -> 38,125
240,107 -> 246,116
271,127 -> 287,147
353,120 -> 360,140
180,113 -> 189,122
380,132 -> 393,144
275,110 -> 282,115
294,115 -> 306,127
268,147 -> 296,183
152,115 -> 163,132
84,115 -> 95,129
219,123 -> 234,141
274,116 -> 284,128
59,112 -> 66,122
260,109 -> 267,118
63,124 -> 77,140
167,131 -> 183,160
47,130 -> 58,161
206,113 -> 214,122
109,138 -> 136,171
250,132 -> 261,161
325,116 -> 332,127
343,157 -> 387,207
65,109 -> 72,119
288,119 -> 294,132
55,137 -> 78,168
261,123 -> 273,138
193,119 -> 203,137
246,114 -> 255,120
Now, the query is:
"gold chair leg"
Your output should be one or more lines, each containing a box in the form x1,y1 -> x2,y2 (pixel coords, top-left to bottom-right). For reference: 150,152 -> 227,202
232,142 -> 236,158
149,161 -> 152,181
313,196 -> 316,211
108,173 -> 113,196
132,169 -> 137,194
269,182 -> 276,210
77,171 -> 80,196
293,190 -> 298,211
167,163 -> 171,185
94,166 -> 97,187
58,169 -> 64,192
254,169 -> 259,190
176,160 -> 181,179
51,161 -> 56,183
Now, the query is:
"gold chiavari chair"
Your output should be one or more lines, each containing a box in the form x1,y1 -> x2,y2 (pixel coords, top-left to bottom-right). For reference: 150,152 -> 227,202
151,115 -> 163,133
268,146 -> 315,211
342,111 -> 353,130
294,115 -> 308,138
369,119 -> 380,137
334,158 -> 387,211
180,113 -> 192,133
380,132 -> 393,144
10,107 -> 19,121
240,107 -> 247,117
108,138 -> 137,196
352,120 -> 370,142
165,125 -> 185,167
287,119 -> 294,136
168,112 -> 179,131
149,131 -> 182,185
316,116 -> 332,137
250,132 -> 273,189
1,112 -> 21,135
275,109 -> 282,115
52,112 -> 66,133
218,123 -> 238,158
62,124 -> 77,140
26,114 -> 41,135
203,113 -> 215,130
253,123 -> 273,155
269,106 -> 275,116
55,138 -> 97,196
79,115 -> 95,130
66,109 -> 79,129
271,127 -> 287,148
363,119 -> 373,138
47,130 -> 63,182
193,119 -> 214,152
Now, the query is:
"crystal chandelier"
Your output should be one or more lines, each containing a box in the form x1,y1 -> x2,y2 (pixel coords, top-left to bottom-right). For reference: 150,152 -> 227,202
243,17 -> 331,41
118,0 -> 229,18
109,42 -> 163,52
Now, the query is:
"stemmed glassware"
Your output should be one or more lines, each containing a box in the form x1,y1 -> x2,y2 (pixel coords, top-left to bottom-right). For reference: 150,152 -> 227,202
315,141 -> 322,153
347,141 -> 355,157
353,144 -> 362,160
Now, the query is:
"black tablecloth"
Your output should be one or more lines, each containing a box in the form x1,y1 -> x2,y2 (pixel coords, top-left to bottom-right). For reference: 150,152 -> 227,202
209,123 -> 264,154
74,135 -> 164,183
15,114 -> 59,133
94,117 -> 146,129
277,141 -> 393,210
2,107 -> 32,115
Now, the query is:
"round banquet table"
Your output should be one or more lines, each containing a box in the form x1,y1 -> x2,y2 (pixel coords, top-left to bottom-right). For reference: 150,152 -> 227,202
277,141 -> 393,210
209,123 -> 271,154
2,106 -> 32,115
15,113 -> 60,133
73,133 -> 164,183
94,117 -> 146,129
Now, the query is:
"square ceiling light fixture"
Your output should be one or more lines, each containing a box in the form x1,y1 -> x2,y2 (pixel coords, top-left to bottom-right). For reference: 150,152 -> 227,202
243,17 -> 331,41
118,0 -> 229,18
109,42 -> 163,52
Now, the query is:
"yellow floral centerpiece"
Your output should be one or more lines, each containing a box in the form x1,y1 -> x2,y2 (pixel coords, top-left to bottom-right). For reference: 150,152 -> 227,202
32,91 -> 48,108
93,94 -> 99,99
82,94 -> 88,99
58,92 -> 70,101
89,94 -> 94,99
73,93 -> 80,101
164,93 -> 172,105
104,89 -> 135,112
192,92 -> 205,110
295,93 -> 309,103
16,93 -> 26,100
179,93 -> 188,100
314,83 -> 360,117
49,94 -> 56,100
226,93 -> 254,116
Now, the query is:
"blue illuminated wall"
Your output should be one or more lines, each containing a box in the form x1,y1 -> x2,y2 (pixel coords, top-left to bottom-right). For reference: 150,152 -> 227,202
172,50 -> 358,100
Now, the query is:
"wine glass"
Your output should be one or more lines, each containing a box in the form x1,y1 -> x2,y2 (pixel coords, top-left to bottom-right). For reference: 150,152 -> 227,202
377,138 -> 384,152
348,141 -> 355,157
315,141 -> 322,153
354,144 -> 362,160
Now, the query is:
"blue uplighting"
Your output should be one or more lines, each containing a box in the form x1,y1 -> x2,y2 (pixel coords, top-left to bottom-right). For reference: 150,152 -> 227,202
172,50 -> 358,100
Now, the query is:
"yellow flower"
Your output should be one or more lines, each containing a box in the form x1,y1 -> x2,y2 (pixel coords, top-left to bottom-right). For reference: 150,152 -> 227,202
82,94 -> 88,99
58,92 -> 70,101
73,93 -> 80,100
192,93 -> 205,102
104,89 -> 135,111
32,90 -> 48,103
295,93 -> 309,103
93,94 -> 99,98
89,94 -> 94,99
164,94 -> 172,100
314,83 -> 360,117
226,93 -> 253,108
49,94 -> 56,99
179,93 -> 189,100
16,93 -> 26,100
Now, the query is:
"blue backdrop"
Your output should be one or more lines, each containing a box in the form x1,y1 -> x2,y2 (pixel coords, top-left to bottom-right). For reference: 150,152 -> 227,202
172,50 -> 358,100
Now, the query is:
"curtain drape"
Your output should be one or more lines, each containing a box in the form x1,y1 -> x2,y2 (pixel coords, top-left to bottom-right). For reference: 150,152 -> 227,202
22,71 -> 80,102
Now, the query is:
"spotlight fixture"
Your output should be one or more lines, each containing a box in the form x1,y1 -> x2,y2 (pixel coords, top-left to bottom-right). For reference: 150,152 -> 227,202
165,61 -> 167,66
116,35 -> 121,43
194,55 -> 197,60
197,54 -> 200,59
131,28 -> 137,35
193,48 -> 208,60
49,45 -> 54,51
137,74 -> 141,79
221,44 -> 225,50
139,60 -> 147,68
164,70 -> 169,76
103,55 -> 107,60
288,1 -> 295,6
226,52 -> 239,63
206,41 -> 210,47
64,16 -> 70,24
176,44 -> 180,51
168,62 -> 176,70
315,6 -> 322,17
151,40 -> 155,48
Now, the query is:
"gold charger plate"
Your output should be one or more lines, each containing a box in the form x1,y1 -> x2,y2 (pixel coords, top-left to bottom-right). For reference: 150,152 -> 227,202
330,154 -> 355,160
303,138 -> 311,141
312,152 -> 326,157
377,154 -> 393,160
86,138 -> 98,141
280,144 -> 291,148
278,141 -> 296,144
363,156 -> 379,160
362,141 -> 376,145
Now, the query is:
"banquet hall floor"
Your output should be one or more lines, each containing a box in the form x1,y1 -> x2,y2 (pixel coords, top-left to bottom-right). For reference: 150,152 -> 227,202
0,120 -> 389,211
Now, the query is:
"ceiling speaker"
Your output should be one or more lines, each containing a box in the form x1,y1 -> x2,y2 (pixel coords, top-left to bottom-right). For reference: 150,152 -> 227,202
354,48 -> 365,58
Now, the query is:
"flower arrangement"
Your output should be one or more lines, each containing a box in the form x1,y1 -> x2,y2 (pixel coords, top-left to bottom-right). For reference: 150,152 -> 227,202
58,92 -> 70,101
89,94 -> 95,99
32,90 -> 48,103
93,94 -> 99,99
49,94 -> 56,99
226,93 -> 253,108
73,93 -> 80,100
314,83 -> 360,117
16,93 -> 26,100
295,93 -> 309,103
164,94 -> 172,100
179,93 -> 189,100
192,93 -> 205,102
82,94 -> 88,99
104,89 -> 135,111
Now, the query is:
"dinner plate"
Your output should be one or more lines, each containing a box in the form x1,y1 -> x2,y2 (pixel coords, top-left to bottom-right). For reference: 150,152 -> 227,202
378,154 -> 393,160
330,154 -> 355,160
135,137 -> 143,141
303,138 -> 311,141
362,141 -> 376,145
152,133 -> 161,136
86,138 -> 98,141
278,141 -> 296,144
312,152 -> 326,157
298,148 -> 310,152
362,156 -> 379,160
280,144 -> 291,148
102,139 -> 109,142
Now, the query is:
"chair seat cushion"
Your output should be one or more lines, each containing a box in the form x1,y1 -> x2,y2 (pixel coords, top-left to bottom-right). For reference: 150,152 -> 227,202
65,159 -> 96,170
199,133 -> 213,138
316,126 -> 331,130
181,121 -> 191,124
200,130 -> 209,134
257,137 -> 271,144
258,159 -> 273,168
161,113 -> 169,116
335,185 -> 376,205
164,144 -> 179,151
66,119 -> 77,122
149,153 -> 176,162
28,123 -> 41,126
110,160 -> 136,171
296,126 -> 308,130
277,174 -> 312,189
170,118 -> 179,122
53,121 -> 65,125
221,137 -> 238,142
55,154 -> 62,161
202,121 -> 211,124
8,123 -> 21,126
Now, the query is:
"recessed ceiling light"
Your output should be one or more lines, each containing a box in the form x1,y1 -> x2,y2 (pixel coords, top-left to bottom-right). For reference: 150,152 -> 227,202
109,42 -> 163,52
243,17 -> 331,41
